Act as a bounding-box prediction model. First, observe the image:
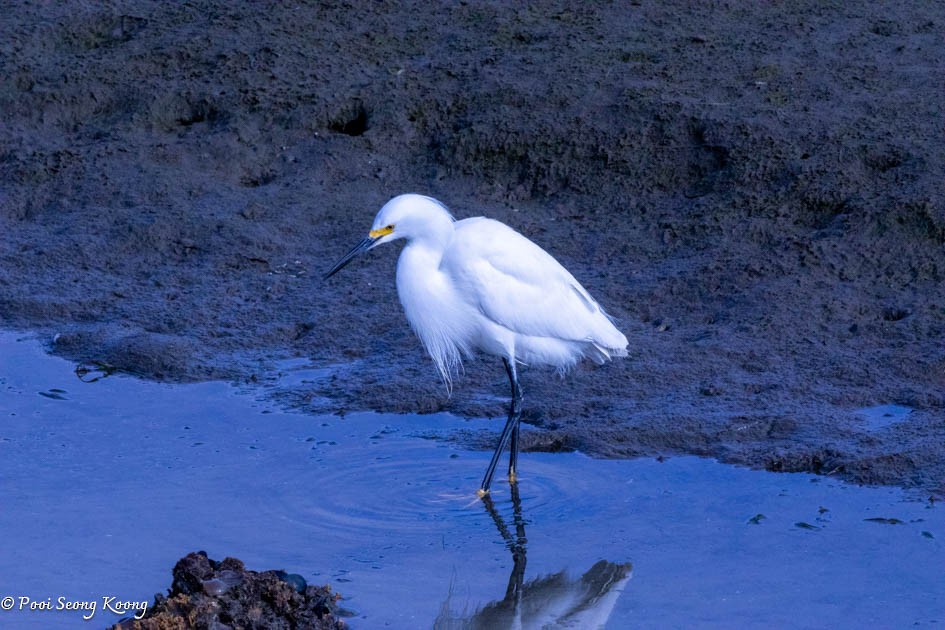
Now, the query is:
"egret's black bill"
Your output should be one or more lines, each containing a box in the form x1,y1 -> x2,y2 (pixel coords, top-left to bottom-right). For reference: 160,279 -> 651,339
324,236 -> 376,279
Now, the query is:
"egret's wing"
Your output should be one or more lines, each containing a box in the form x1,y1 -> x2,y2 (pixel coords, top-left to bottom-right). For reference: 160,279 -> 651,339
444,219 -> 621,345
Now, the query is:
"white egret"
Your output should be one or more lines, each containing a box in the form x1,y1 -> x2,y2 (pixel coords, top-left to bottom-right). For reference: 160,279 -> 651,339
325,194 -> 628,495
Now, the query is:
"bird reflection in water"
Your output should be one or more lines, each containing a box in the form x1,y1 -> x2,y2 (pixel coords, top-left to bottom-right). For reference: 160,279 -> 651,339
435,485 -> 632,629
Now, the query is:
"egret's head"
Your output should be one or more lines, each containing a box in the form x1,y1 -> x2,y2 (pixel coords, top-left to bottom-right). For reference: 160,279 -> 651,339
324,194 -> 454,279
371,194 -> 454,244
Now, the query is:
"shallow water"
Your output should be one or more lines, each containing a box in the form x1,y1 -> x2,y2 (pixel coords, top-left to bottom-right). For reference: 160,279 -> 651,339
0,331 -> 941,628
856,403 -> 913,432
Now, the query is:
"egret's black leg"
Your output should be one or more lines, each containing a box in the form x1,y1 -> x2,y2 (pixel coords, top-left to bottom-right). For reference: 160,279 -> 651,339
504,358 -> 524,483
478,357 -> 523,497
478,394 -> 520,495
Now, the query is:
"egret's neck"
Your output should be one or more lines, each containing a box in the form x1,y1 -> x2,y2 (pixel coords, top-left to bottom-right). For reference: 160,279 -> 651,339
393,205 -> 456,341
395,213 -> 454,312
401,211 -> 455,265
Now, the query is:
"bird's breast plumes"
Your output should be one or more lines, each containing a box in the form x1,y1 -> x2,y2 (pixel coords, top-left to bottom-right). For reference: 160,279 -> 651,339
396,245 -> 475,387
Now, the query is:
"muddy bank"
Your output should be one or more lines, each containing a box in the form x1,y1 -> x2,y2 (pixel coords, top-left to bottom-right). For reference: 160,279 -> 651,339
1,2 -> 943,493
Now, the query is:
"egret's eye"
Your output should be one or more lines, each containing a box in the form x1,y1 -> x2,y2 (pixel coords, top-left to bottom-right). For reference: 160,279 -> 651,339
385,224 -> 394,231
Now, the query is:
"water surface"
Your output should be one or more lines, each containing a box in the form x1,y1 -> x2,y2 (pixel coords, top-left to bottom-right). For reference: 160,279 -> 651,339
0,332 -> 940,627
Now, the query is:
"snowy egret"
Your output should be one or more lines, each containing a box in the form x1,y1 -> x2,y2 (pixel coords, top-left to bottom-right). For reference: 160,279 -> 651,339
324,194 -> 628,496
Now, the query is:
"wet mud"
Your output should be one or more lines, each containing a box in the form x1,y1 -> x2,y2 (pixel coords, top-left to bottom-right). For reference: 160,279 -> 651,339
1,2 -> 943,493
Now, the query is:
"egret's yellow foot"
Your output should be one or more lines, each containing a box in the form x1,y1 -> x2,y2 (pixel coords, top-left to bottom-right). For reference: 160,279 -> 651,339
509,470 -> 518,484
477,488 -> 489,498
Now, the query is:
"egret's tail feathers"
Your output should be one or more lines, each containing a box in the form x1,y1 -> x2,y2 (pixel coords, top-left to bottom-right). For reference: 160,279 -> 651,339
588,341 -> 629,364
610,344 -> 630,358
587,310 -> 629,360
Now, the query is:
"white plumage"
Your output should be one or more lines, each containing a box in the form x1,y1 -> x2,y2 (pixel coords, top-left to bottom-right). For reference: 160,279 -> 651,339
325,193 -> 628,494
375,195 -> 627,379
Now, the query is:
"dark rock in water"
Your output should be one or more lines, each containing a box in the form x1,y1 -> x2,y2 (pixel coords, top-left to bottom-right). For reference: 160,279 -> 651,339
273,570 -> 309,594
109,551 -> 346,630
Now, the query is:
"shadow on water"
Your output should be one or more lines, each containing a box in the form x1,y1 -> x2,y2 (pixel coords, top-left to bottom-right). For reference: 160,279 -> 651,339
436,484 -> 632,629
